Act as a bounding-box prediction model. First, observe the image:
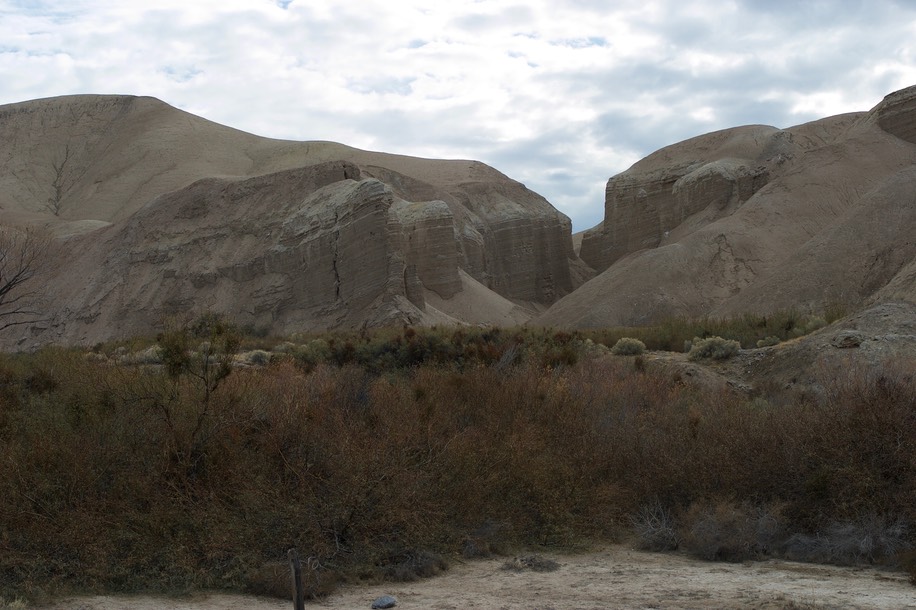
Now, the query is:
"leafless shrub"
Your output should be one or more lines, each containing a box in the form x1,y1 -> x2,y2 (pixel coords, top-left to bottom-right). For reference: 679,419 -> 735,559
783,516 -> 911,566
0,227 -> 51,332
680,501 -> 785,562
463,520 -> 511,559
631,500 -> 679,551
380,550 -> 448,582
502,554 -> 560,572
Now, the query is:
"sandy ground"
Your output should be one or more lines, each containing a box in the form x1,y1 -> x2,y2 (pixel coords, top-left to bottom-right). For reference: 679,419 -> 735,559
41,545 -> 915,609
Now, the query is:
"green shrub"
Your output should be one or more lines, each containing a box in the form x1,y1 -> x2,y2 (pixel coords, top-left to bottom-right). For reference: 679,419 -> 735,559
687,336 -> 740,361
241,350 -> 271,366
756,336 -> 781,348
803,316 -> 828,334
611,337 -> 646,356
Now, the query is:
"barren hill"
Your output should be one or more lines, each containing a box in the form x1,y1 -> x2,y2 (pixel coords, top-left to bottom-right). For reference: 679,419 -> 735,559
1,86 -> 915,347
537,85 -> 916,328
0,95 -> 581,347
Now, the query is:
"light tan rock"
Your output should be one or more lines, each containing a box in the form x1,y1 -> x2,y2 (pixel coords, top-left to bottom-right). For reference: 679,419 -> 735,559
537,86 -> 916,329
0,95 -> 585,347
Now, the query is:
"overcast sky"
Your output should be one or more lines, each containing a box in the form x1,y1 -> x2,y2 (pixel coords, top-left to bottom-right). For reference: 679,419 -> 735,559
3,1 -> 915,231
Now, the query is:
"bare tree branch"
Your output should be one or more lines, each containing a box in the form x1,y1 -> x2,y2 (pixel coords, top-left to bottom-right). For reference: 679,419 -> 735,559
0,226 -> 50,332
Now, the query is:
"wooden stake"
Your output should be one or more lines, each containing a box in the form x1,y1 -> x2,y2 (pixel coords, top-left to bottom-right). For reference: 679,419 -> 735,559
288,548 -> 304,610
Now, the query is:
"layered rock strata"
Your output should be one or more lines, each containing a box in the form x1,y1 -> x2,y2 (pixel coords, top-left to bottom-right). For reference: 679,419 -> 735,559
0,95 -> 581,346
538,85 -> 916,328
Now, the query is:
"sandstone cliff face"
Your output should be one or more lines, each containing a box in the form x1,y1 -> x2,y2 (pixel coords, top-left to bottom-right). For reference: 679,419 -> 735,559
874,84 -> 916,144
578,124 -> 837,272
0,95 -> 582,347
31,162 -> 427,345
4,87 -> 916,346
537,86 -> 916,329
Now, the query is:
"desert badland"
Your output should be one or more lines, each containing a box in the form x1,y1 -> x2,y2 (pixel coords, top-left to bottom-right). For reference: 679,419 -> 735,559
1,87 -> 915,608
0,85 -> 914,347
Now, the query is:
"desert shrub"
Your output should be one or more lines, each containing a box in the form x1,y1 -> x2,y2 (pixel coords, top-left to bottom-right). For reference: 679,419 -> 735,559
679,501 -> 785,562
378,550 -> 448,582
687,336 -> 740,361
803,316 -> 828,334
119,345 -> 163,365
271,341 -> 297,354
631,500 -> 679,551
756,336 -> 781,348
899,550 -> 916,584
782,516 -> 911,566
462,520 -> 512,558
586,307 -> 846,351
501,554 -> 560,572
1,337 -> 914,601
240,350 -> 271,366
611,337 -> 646,356
245,558 -> 341,600
292,338 -> 331,371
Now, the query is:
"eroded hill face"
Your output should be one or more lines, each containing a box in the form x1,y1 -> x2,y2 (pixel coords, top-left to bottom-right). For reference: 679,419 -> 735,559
2,87 -> 915,347
538,85 -> 916,328
0,95 -> 579,347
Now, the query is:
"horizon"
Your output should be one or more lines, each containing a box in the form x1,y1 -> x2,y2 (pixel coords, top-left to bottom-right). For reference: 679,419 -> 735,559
3,1 -> 915,230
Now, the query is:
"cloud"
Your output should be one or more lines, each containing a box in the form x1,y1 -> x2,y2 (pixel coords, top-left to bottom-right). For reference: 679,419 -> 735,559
1,0 -> 915,231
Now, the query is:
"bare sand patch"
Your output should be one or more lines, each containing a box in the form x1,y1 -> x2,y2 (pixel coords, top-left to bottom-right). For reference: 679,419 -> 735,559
40,545 -> 915,610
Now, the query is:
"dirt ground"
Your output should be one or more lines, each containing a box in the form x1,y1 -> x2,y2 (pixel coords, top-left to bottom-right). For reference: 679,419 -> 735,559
41,545 -> 915,609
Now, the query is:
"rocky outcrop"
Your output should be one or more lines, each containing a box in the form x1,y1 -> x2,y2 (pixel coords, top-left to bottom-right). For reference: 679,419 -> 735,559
392,199 -> 461,299
873,84 -> 916,144
0,95 -> 584,347
579,126 -> 780,272
30,162 -> 433,345
537,86 -> 916,329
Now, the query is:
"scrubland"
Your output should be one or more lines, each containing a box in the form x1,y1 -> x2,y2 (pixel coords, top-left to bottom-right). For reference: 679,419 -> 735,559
1,315 -> 914,604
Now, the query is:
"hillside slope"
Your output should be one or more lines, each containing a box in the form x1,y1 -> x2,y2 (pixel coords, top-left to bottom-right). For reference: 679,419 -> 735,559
536,85 -> 916,328
1,87 -> 915,346
0,95 -> 580,347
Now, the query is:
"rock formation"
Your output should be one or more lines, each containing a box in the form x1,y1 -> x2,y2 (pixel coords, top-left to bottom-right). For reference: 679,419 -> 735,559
0,95 -> 580,347
2,85 -> 916,346
537,85 -> 916,328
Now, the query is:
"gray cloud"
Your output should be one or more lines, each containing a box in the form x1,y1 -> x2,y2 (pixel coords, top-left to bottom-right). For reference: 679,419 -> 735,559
1,0 -> 915,231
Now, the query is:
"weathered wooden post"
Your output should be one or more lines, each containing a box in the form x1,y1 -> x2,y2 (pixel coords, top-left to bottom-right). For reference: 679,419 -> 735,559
288,548 -> 305,610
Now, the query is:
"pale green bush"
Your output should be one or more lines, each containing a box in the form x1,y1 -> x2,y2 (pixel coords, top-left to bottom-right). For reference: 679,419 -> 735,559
687,336 -> 740,361
242,350 -> 271,366
804,316 -> 828,334
611,337 -> 646,356
756,336 -> 781,348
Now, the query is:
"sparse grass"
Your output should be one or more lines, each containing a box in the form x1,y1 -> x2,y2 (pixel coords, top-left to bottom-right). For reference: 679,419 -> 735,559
590,307 -> 840,351
1,319 -> 914,602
